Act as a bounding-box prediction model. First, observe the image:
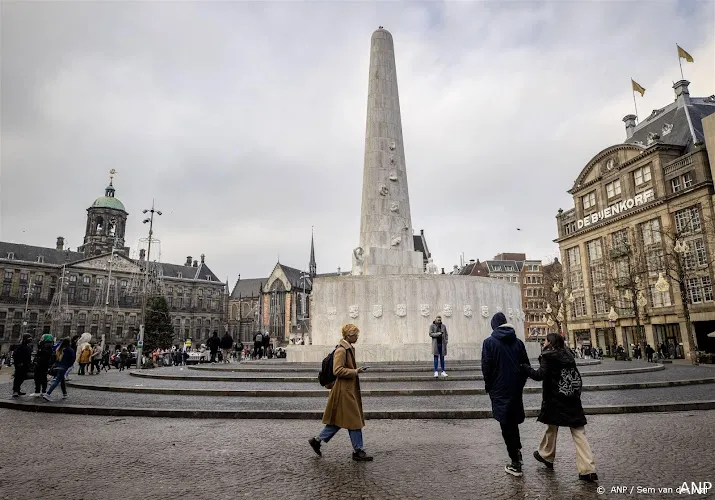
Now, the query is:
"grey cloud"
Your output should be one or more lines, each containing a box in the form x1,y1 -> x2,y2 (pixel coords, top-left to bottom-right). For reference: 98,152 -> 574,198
1,1 -> 713,281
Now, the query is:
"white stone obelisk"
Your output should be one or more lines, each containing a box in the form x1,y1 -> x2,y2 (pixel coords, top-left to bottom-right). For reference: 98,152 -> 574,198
353,27 -> 424,276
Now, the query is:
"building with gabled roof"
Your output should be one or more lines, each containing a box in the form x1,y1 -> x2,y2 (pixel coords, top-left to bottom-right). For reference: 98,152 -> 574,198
555,79 -> 715,357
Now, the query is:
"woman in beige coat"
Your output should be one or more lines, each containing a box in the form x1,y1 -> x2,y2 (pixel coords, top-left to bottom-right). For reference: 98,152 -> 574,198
309,324 -> 373,461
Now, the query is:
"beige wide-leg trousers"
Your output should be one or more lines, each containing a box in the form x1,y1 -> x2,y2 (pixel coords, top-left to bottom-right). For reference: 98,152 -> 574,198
538,425 -> 596,475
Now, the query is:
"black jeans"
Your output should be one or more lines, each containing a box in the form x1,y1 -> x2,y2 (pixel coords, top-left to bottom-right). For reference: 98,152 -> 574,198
499,421 -> 522,464
13,368 -> 28,394
34,366 -> 49,393
210,350 -> 218,363
90,360 -> 101,373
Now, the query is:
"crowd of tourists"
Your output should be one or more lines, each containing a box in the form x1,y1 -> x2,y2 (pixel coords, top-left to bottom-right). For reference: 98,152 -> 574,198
309,313 -> 599,482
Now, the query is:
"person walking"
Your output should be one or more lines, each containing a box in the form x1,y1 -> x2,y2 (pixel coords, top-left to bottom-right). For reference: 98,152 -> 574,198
119,347 -> 129,372
43,337 -> 75,402
523,333 -> 598,482
482,312 -> 530,477
11,334 -> 33,397
31,334 -> 55,397
207,331 -> 221,363
308,324 -> 373,462
429,315 -> 448,378
253,331 -> 264,359
221,331 -> 234,363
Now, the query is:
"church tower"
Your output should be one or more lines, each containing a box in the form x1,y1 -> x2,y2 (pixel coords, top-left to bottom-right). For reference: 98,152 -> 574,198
78,169 -> 128,257
309,227 -> 317,278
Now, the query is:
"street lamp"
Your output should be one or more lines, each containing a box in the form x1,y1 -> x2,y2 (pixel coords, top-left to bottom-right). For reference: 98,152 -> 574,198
137,201 -> 162,369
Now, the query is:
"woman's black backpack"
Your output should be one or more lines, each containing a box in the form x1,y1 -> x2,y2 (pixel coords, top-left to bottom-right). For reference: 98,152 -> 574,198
318,347 -> 338,387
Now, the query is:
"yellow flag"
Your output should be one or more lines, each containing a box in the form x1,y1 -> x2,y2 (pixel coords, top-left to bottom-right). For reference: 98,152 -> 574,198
677,44 -> 694,63
631,79 -> 646,97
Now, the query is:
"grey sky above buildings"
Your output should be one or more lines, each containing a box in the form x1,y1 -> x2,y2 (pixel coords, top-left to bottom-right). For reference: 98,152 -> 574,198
1,2 -> 714,283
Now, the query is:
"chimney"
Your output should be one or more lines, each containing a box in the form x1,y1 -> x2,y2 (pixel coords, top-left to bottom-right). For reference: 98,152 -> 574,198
441,268 -> 445,274
200,253 -> 205,264
453,265 -> 459,273
623,114 -> 637,139
56,237 -> 64,251
420,229 -> 424,235
139,249 -> 146,261
193,259 -> 198,267
673,80 -> 691,107
185,256 -> 192,266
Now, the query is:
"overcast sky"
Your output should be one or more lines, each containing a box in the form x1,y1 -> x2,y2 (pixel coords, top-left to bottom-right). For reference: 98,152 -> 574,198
1,1 -> 713,285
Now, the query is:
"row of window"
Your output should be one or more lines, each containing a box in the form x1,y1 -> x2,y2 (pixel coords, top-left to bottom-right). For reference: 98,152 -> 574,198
524,288 -> 544,297
581,165 -> 652,212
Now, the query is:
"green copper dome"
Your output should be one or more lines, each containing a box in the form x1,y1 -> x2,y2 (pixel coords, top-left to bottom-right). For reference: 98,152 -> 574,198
91,184 -> 126,212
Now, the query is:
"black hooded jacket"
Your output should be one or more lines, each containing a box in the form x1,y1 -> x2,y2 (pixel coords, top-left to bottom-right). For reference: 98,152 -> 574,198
525,346 -> 587,428
481,312 -> 529,424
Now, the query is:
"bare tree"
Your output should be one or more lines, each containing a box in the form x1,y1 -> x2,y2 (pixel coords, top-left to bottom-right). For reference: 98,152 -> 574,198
601,225 -> 652,356
543,258 -> 564,334
655,204 -> 715,364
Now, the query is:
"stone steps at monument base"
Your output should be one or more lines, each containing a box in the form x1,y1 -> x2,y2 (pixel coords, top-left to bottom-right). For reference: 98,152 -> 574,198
4,382 -> 713,412
65,377 -> 715,397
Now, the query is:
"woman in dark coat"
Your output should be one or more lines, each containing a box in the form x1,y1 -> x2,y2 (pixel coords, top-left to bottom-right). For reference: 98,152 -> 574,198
523,332 -> 598,482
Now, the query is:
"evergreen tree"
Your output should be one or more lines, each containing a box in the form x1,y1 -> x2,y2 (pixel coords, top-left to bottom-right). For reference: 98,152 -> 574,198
143,296 -> 174,353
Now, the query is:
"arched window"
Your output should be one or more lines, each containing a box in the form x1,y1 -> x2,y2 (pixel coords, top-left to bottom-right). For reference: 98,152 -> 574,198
95,216 -> 104,233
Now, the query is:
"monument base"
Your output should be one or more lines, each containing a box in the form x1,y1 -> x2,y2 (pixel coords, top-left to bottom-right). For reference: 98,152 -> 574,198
288,274 -> 538,363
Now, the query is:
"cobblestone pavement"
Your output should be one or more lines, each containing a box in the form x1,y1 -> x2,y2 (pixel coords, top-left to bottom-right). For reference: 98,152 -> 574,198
0,409 -> 712,500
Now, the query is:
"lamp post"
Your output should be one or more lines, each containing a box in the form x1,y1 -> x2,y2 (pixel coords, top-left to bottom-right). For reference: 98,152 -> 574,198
22,278 -> 35,340
137,201 -> 162,369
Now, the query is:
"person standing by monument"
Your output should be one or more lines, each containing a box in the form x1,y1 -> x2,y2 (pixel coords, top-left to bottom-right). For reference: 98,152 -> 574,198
482,312 -> 530,477
429,316 -> 448,377
522,332 -> 598,482
308,324 -> 373,462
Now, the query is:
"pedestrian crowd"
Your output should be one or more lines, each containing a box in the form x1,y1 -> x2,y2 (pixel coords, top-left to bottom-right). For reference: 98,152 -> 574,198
309,313 -> 599,482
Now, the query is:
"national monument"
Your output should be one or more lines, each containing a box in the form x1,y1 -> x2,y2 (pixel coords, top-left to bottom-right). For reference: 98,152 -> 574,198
288,28 -> 531,362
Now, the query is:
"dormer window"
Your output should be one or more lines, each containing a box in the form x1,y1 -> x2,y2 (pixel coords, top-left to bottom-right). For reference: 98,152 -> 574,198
206,275 -> 212,281
582,191 -> 596,211
6,252 -> 14,260
177,272 -> 183,279
37,256 -> 45,264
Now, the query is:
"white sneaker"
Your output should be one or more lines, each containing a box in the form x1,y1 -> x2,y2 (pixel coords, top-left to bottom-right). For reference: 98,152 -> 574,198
29,393 -> 37,397
62,394 -> 68,399
441,371 -> 448,377
434,371 -> 439,378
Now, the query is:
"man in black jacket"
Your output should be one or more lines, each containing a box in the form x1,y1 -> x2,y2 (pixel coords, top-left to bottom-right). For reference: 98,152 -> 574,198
12,334 -> 33,397
207,331 -> 221,363
220,331 -> 234,363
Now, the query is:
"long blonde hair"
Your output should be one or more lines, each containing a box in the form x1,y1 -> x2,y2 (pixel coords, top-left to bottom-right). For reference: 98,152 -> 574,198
56,337 -> 70,361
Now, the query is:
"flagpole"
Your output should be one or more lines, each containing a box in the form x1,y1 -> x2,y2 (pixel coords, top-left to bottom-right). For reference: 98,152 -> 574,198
677,43 -> 684,79
632,90 -> 639,123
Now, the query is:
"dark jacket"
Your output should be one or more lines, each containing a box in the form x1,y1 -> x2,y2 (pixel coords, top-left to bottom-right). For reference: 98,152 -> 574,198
13,343 -> 32,371
481,313 -> 529,424
35,340 -> 55,369
525,347 -> 587,428
220,334 -> 234,350
56,347 -> 76,370
207,335 -> 221,352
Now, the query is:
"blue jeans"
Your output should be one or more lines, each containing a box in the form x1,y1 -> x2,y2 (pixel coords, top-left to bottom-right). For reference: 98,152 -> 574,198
318,424 -> 363,451
434,343 -> 445,372
47,370 -> 67,396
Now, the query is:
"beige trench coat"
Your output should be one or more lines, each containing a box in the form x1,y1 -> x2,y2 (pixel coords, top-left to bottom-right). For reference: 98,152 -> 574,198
321,339 -> 365,430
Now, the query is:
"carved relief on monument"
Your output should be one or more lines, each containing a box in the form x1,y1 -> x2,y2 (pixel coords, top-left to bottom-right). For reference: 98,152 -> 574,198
496,305 -> 502,312
442,304 -> 453,317
390,202 -> 399,212
464,305 -> 473,318
425,258 -> 438,274
395,304 -> 407,317
390,236 -> 401,246
481,306 -> 489,318
74,256 -> 140,273
420,304 -> 430,317
389,156 -> 396,165
352,247 -> 365,276
389,141 -> 396,151
389,171 -> 398,181
349,305 -> 359,319
327,307 -> 337,317
508,308 -> 514,319
379,185 -> 389,196
372,305 -> 383,318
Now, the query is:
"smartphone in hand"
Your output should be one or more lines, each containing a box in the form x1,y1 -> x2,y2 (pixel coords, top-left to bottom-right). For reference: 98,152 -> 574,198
361,365 -> 371,371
